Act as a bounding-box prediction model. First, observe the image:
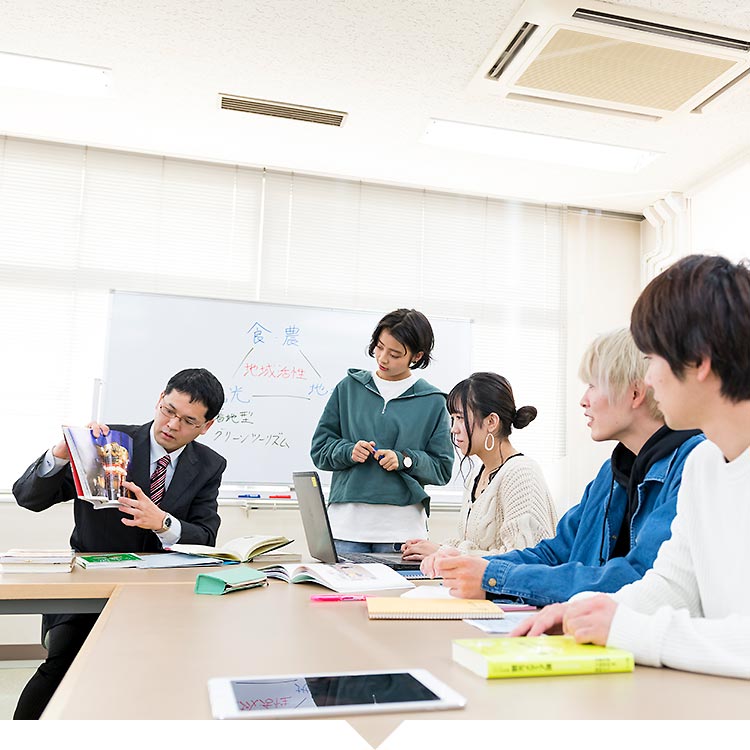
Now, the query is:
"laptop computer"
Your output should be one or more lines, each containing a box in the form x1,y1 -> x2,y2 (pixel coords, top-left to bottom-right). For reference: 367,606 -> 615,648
292,471 -> 427,578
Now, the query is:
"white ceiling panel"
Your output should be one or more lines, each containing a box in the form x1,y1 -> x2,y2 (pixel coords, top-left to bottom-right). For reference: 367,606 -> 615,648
1,0 -> 750,212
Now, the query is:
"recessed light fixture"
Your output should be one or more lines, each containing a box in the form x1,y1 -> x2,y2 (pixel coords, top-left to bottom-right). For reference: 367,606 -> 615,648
0,51 -> 112,97
422,118 -> 662,173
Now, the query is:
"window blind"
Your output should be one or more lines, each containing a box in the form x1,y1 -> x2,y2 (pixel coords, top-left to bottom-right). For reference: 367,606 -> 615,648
0,135 -> 566,491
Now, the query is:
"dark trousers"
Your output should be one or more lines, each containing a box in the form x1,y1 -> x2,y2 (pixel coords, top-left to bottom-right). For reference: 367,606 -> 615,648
13,613 -> 98,720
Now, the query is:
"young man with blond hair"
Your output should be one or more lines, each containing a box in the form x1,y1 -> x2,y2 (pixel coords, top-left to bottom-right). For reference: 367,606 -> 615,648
422,328 -> 703,605
513,254 -> 750,679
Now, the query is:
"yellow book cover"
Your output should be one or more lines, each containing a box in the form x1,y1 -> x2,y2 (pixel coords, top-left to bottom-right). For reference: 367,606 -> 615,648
452,636 -> 634,678
367,597 -> 505,620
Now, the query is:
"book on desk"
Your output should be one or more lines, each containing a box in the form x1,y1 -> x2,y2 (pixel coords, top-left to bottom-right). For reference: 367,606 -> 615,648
260,562 -> 414,593
168,534 -> 293,563
0,549 -> 75,574
452,635 -> 634,679
366,597 -> 505,620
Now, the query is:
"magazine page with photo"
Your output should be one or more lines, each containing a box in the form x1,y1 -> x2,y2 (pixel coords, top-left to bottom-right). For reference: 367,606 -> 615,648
62,426 -> 134,507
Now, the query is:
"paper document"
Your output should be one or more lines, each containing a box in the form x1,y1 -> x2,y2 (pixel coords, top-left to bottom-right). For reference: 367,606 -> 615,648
401,584 -> 457,599
463,611 -> 532,634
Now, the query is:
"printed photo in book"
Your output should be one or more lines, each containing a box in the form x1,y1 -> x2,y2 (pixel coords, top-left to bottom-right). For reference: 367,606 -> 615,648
259,562 -> 414,593
62,426 -> 133,507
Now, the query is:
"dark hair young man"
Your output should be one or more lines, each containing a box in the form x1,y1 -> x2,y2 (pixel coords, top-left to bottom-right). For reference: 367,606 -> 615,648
12,368 -> 227,718
514,255 -> 750,680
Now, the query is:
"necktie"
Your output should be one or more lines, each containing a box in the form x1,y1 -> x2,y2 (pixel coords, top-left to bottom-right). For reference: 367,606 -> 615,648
150,455 -> 171,505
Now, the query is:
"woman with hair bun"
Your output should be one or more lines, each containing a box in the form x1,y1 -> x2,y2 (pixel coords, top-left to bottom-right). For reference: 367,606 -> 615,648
402,372 -> 557,561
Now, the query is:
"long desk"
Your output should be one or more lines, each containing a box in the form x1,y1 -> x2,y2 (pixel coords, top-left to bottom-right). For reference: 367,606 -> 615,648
2,566 -> 749,743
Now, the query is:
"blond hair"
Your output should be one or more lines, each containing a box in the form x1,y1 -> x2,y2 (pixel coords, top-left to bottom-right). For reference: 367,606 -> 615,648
578,328 -> 662,420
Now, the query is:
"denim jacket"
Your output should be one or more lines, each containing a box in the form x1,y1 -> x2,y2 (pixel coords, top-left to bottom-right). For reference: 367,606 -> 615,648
481,433 -> 704,606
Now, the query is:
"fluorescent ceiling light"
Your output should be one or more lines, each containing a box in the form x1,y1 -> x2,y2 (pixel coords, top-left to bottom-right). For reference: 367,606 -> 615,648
422,118 -> 661,173
0,51 -> 112,97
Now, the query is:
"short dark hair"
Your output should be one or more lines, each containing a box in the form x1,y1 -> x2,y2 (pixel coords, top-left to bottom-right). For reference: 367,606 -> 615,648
367,309 -> 435,369
447,372 -> 537,474
630,253 -> 750,402
164,368 -> 225,421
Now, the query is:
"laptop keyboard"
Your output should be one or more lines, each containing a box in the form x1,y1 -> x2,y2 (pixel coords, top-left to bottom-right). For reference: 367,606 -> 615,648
340,552 -> 422,570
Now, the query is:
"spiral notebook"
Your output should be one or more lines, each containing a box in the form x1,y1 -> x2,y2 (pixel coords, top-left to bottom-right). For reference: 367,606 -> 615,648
366,597 -> 505,620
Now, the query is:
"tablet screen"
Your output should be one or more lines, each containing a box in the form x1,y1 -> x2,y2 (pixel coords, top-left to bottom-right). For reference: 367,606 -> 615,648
230,672 -> 439,713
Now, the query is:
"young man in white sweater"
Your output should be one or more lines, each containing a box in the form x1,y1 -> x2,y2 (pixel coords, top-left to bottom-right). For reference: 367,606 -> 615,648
513,253 -> 750,680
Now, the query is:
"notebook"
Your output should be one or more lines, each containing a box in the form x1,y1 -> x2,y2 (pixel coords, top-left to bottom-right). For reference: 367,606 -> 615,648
292,471 -> 425,577
366,597 -> 505,620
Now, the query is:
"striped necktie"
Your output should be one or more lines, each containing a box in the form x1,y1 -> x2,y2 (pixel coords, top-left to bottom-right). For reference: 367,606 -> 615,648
150,455 -> 171,505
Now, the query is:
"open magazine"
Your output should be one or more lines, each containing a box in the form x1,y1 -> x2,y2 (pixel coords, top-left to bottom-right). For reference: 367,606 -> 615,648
62,426 -> 133,508
259,562 -> 415,593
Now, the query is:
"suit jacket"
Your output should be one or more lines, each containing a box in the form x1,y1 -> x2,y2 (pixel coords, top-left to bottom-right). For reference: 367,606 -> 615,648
13,422 -> 226,553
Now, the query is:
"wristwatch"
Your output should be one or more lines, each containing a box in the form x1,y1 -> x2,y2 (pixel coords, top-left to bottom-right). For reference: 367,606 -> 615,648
157,513 -> 173,534
402,454 -> 413,470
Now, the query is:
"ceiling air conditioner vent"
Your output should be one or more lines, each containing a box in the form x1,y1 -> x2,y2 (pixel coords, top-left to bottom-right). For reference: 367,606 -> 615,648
486,22 -> 539,80
572,8 -> 750,52
220,95 -> 347,127
471,0 -> 750,121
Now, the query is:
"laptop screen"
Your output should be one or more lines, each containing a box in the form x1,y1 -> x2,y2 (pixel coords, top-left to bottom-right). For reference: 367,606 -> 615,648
292,471 -> 339,564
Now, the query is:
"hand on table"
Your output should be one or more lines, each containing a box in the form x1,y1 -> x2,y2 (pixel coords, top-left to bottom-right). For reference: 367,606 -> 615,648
508,595 -> 617,644
421,547 -> 488,599
400,539 -> 440,561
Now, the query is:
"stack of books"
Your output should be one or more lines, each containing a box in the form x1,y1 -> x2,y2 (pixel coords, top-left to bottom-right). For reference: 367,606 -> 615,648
0,549 -> 76,574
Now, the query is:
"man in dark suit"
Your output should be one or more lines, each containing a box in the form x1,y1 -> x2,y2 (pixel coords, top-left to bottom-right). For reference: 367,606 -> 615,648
12,368 -> 227,719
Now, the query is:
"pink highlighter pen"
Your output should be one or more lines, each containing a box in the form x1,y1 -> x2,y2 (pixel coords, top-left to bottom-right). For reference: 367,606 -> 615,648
309,594 -> 367,602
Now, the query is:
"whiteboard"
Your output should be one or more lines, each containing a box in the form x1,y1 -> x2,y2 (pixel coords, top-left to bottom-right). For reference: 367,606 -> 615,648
102,291 -> 472,485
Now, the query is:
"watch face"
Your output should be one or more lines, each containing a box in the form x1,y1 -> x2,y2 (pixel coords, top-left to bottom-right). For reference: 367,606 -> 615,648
403,456 -> 413,468
164,515 -> 172,529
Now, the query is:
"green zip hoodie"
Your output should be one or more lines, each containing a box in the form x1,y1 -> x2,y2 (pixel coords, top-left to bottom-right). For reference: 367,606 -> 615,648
310,369 -> 454,514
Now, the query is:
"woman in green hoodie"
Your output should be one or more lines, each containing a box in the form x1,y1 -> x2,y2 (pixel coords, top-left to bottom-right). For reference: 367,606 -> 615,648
310,308 -> 454,555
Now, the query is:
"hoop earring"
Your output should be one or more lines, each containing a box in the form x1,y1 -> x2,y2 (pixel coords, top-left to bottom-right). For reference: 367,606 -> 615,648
484,433 -> 495,451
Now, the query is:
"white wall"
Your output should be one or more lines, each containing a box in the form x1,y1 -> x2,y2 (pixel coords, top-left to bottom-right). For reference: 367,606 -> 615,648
690,157 -> 750,263
560,211 -> 642,512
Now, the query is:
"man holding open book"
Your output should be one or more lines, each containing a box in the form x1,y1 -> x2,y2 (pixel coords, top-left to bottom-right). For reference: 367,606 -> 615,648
12,368 -> 227,719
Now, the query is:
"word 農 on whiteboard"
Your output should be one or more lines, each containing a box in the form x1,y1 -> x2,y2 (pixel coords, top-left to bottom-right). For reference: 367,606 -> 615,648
212,320 -> 331,453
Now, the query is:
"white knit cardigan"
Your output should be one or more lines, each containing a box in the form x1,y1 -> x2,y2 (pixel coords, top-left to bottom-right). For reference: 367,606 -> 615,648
442,455 -> 558,556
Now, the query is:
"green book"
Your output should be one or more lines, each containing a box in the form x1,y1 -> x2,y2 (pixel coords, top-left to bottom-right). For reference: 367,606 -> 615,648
195,566 -> 268,595
76,553 -> 142,569
452,636 -> 634,679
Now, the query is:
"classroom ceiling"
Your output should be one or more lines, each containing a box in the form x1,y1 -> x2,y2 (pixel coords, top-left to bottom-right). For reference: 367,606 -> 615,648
2,0 -> 750,214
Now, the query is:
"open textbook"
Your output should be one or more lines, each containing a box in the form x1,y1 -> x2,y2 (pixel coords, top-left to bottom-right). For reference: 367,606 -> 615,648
259,562 -> 414,593
62,426 -> 133,508
168,535 -> 293,562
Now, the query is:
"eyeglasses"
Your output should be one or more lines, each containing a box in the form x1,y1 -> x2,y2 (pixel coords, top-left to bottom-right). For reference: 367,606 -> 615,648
158,401 -> 206,430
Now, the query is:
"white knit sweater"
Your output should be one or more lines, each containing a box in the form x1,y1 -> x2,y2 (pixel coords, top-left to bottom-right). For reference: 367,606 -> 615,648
605,439 -> 750,679
442,456 -> 558,556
